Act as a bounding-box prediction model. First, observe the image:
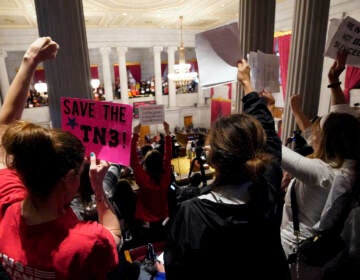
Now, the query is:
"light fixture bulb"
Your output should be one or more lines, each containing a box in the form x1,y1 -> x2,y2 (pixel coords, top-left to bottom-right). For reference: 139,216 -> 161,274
34,81 -> 48,93
90,78 -> 100,89
168,16 -> 198,87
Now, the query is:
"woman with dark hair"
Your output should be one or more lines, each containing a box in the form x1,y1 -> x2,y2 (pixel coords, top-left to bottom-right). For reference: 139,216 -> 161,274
164,60 -> 290,280
130,122 -> 172,245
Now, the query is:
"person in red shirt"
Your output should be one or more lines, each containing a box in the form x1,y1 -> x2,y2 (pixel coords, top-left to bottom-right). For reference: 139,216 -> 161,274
130,122 -> 172,245
0,37 -> 121,280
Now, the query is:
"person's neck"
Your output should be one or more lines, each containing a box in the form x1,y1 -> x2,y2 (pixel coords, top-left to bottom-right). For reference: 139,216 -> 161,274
21,196 -> 66,225
212,181 -> 252,202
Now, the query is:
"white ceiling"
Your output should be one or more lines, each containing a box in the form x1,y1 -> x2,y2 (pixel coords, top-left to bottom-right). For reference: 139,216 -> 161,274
0,0 -> 359,33
0,0 -> 240,30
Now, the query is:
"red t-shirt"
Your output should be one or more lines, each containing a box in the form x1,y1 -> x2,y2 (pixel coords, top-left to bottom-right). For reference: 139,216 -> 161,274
130,134 -> 172,222
0,168 -> 119,279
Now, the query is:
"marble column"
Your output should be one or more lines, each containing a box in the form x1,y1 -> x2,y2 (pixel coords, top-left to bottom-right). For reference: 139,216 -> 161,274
0,49 -> 10,104
153,46 -> 163,105
34,0 -> 92,128
281,0 -> 330,142
237,0 -> 276,112
116,46 -> 129,104
197,83 -> 204,106
167,46 -> 177,108
99,47 -> 113,101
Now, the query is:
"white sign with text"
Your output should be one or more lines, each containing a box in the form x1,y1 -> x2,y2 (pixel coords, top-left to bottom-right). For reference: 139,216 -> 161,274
325,16 -> 360,67
139,104 -> 165,125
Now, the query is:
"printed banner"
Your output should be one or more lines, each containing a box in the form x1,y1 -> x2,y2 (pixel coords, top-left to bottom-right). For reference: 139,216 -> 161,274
61,97 -> 133,166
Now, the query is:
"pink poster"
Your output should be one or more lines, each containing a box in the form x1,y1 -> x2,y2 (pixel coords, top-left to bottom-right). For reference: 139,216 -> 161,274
61,97 -> 133,166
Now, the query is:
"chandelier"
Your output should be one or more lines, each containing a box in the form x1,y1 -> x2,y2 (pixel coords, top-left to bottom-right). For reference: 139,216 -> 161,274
168,16 -> 198,87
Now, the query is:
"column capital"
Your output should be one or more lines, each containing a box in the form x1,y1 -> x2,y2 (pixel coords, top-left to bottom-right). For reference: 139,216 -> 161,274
167,46 -> 177,54
99,47 -> 112,57
153,46 -> 163,53
0,49 -> 7,59
116,46 -> 128,55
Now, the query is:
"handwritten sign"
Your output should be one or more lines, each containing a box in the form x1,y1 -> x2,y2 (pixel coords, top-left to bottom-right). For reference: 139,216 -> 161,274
139,104 -> 164,125
61,97 -> 133,166
248,50 -> 280,93
325,16 -> 360,67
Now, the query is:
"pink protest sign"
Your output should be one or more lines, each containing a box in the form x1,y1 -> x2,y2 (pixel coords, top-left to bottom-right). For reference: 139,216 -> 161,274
61,97 -> 133,166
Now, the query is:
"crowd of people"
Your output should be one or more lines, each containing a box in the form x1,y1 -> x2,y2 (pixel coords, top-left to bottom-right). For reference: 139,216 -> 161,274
0,36 -> 359,280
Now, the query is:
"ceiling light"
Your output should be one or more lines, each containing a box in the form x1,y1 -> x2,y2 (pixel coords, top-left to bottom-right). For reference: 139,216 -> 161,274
90,78 -> 100,89
34,81 -> 48,93
168,16 -> 198,87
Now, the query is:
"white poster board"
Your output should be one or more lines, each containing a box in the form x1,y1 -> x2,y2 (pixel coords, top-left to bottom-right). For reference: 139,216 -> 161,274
139,104 -> 164,125
248,51 -> 280,93
195,22 -> 242,88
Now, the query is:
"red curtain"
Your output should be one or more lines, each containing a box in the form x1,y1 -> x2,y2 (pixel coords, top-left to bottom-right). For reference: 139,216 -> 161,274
344,66 -> 360,103
188,59 -> 198,72
127,64 -> 141,82
161,63 -> 168,77
277,34 -> 291,100
113,63 -> 141,82
34,68 -> 45,83
90,65 -> 99,79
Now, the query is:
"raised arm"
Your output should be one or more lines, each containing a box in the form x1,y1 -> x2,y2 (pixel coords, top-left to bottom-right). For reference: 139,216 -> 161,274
0,37 -> 58,169
162,121 -> 173,173
238,59 -> 281,161
290,94 -> 312,132
237,59 -> 253,95
89,153 -> 122,247
130,123 -> 143,174
0,37 -> 59,125
327,51 -> 347,105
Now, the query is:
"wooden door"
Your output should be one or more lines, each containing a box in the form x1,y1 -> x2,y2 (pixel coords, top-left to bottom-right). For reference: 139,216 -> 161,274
184,115 -> 193,129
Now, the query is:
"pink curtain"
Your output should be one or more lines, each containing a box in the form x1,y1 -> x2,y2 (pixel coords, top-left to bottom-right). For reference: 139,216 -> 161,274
277,34 -> 291,100
344,66 -> 360,103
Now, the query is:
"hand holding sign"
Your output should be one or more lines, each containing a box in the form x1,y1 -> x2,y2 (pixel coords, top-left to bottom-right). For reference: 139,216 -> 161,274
328,51 -> 348,83
89,152 -> 110,195
325,16 -> 360,67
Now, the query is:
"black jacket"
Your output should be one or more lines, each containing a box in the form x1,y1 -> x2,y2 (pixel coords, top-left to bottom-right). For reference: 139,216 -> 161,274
164,92 -> 289,280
